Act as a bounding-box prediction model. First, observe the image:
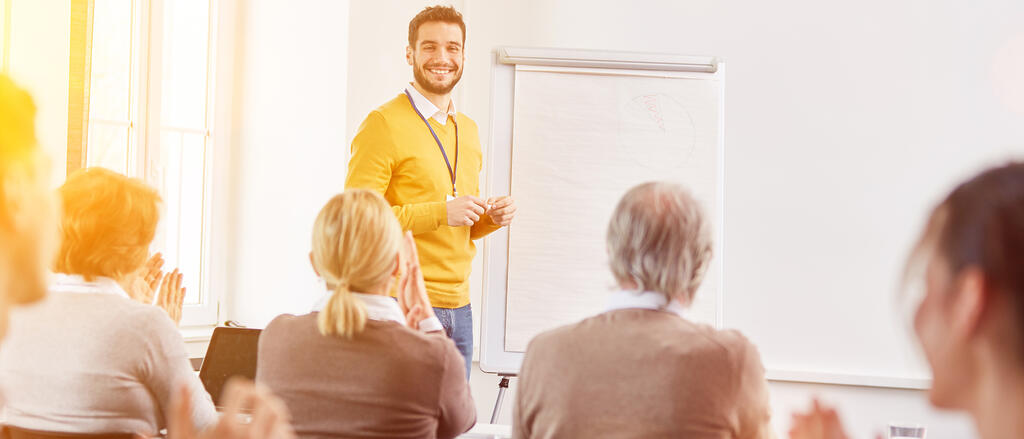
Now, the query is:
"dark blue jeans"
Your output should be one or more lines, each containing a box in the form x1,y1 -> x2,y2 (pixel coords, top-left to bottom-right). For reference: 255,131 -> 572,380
432,304 -> 473,379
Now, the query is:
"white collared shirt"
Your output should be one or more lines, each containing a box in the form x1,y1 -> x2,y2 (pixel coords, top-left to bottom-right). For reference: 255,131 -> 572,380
313,290 -> 444,333
50,273 -> 130,299
605,289 -> 687,318
404,84 -> 457,125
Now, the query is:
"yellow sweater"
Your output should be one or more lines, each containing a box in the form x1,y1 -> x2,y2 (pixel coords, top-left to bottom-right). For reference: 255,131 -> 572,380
346,94 -> 501,308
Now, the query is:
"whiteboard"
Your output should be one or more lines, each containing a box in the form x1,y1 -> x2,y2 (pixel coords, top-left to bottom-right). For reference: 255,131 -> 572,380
504,65 -> 724,351
480,47 -> 725,373
480,47 -> 935,389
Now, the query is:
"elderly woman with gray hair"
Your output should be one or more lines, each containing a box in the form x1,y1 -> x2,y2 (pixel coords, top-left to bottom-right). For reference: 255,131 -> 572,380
513,182 -> 773,439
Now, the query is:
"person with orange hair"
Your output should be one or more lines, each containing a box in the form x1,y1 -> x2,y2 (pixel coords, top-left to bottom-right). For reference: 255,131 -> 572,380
0,167 -> 216,436
0,74 -> 294,439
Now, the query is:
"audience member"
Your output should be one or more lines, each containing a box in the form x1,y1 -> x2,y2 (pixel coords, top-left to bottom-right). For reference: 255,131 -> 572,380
257,189 -> 475,439
790,162 -> 1024,439
0,167 -> 214,436
513,182 -> 773,439
0,74 -> 53,343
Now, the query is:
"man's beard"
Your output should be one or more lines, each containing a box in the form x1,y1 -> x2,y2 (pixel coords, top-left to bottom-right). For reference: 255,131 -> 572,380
413,59 -> 463,95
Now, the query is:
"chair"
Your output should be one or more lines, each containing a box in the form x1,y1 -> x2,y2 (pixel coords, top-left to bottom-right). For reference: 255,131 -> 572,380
1,426 -> 137,439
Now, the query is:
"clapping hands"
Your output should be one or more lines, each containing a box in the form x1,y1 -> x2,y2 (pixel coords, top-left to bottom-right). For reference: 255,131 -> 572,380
789,399 -> 859,439
165,378 -> 295,439
123,253 -> 186,325
397,231 -> 434,329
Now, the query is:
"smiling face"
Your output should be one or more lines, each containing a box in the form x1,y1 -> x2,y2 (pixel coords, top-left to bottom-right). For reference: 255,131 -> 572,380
406,21 -> 465,96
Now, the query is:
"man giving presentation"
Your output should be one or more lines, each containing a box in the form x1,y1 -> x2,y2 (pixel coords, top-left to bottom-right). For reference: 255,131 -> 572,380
345,5 -> 517,377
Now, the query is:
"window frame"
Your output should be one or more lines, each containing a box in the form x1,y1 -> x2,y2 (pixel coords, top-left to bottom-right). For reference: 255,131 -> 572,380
1,0 -> 10,73
81,0 -> 236,328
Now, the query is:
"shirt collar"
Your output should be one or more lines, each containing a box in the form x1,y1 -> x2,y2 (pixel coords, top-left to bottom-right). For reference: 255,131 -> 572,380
606,289 -> 687,318
312,290 -> 407,326
404,84 -> 456,125
49,273 -> 130,299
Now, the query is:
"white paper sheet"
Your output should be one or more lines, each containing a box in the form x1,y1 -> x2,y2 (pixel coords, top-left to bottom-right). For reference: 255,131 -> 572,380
505,66 -> 723,351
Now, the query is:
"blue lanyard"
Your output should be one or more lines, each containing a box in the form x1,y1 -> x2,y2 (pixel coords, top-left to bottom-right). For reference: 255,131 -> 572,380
404,90 -> 458,196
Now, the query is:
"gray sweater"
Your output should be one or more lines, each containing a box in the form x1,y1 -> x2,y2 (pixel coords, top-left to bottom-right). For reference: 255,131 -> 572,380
0,277 -> 217,436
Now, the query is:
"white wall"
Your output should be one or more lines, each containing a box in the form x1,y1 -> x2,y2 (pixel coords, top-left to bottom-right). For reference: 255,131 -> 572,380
231,0 -> 1024,437
224,0 -> 350,326
453,1 -> 1022,438
462,1 -> 1024,381
5,0 -> 70,185
470,0 -> 1024,437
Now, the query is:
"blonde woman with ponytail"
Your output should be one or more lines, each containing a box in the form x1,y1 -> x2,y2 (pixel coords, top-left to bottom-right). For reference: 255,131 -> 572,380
310,188 -> 435,339
257,189 -> 476,439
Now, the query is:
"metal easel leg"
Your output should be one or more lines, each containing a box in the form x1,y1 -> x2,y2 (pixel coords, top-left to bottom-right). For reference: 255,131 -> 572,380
490,375 -> 511,424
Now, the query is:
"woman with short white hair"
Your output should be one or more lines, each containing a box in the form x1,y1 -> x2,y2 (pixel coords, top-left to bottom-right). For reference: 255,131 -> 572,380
514,181 -> 773,439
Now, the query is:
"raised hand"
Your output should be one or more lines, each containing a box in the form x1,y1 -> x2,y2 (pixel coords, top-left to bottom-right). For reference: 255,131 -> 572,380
123,253 -> 165,304
157,268 -> 185,325
446,195 -> 487,227
485,196 -> 517,226
397,231 -> 434,328
789,399 -> 850,439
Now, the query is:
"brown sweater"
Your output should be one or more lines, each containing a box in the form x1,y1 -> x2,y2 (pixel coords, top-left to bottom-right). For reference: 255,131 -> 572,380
256,313 -> 476,439
514,309 -> 774,439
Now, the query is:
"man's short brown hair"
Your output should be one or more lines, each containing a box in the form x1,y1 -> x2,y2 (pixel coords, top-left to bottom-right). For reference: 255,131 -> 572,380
408,5 -> 466,47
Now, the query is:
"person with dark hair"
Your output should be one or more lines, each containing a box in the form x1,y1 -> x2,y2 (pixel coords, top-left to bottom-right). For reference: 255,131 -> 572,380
346,5 -> 518,378
790,162 -> 1024,439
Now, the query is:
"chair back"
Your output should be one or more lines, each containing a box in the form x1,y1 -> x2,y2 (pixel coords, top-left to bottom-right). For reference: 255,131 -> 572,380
1,426 -> 137,439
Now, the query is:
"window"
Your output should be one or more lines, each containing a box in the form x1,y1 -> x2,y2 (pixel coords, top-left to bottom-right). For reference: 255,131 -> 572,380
86,0 -> 231,326
1,0 -> 9,73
